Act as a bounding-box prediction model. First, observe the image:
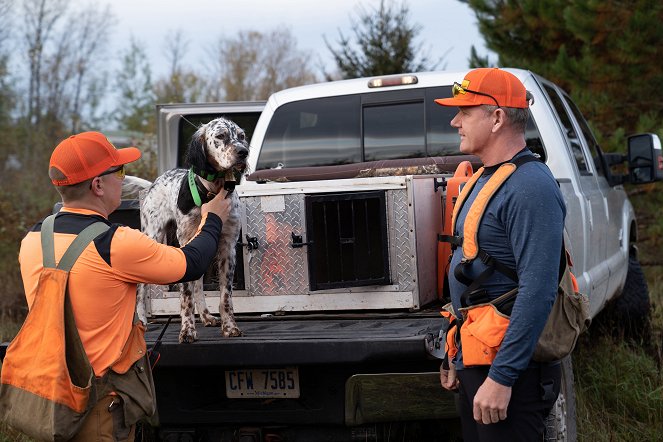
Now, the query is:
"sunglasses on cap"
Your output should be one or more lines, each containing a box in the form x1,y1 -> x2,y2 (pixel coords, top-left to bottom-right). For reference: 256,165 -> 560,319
452,82 -> 501,108
97,165 -> 126,179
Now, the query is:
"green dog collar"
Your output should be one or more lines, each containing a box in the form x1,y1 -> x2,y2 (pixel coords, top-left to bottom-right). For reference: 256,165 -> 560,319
188,168 -> 203,207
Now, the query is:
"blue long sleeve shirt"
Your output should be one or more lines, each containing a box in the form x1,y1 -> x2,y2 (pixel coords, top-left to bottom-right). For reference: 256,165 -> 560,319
448,150 -> 566,386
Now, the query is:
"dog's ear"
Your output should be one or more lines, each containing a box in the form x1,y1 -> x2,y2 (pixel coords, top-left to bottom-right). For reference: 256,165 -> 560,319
185,126 -> 207,170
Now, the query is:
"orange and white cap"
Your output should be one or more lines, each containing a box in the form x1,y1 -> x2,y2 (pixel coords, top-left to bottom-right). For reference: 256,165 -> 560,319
49,132 -> 141,185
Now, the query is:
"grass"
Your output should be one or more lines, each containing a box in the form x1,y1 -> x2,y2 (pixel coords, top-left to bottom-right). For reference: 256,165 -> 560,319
572,185 -> 663,441
574,314 -> 663,441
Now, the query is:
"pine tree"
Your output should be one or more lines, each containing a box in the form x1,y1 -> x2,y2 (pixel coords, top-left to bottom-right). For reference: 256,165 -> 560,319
464,0 -> 663,146
325,0 -> 439,79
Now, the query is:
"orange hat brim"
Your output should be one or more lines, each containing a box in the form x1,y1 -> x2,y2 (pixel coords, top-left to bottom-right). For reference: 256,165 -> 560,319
114,147 -> 142,166
434,96 -> 494,107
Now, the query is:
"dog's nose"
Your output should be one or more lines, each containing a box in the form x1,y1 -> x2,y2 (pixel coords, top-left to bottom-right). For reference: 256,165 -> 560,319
236,146 -> 249,160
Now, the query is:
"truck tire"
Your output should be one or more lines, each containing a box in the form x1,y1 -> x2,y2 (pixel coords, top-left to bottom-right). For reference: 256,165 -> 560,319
613,255 -> 651,338
544,356 -> 577,442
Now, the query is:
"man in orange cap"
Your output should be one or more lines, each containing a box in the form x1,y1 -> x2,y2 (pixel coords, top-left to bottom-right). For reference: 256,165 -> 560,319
436,69 -> 566,440
18,132 -> 232,441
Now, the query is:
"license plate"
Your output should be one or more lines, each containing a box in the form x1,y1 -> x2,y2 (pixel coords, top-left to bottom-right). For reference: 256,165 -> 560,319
225,367 -> 300,398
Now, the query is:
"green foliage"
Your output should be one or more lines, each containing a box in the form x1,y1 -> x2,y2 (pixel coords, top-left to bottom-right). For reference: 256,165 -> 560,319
326,0 -> 438,79
114,37 -> 156,133
465,0 -> 663,147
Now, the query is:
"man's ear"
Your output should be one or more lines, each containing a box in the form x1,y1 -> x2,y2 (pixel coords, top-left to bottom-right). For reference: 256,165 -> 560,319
491,108 -> 506,133
90,177 -> 104,196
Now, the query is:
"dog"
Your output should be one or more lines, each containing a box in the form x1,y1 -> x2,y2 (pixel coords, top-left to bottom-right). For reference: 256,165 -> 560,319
136,117 -> 248,343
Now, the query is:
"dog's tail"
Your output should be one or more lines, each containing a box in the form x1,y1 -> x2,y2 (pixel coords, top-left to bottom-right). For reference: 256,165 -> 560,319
122,175 -> 152,200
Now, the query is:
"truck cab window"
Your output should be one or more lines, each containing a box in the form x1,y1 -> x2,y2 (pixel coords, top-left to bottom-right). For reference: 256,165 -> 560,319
564,95 -> 605,177
363,101 -> 425,161
426,87 -> 465,157
258,96 -> 361,169
543,84 -> 590,175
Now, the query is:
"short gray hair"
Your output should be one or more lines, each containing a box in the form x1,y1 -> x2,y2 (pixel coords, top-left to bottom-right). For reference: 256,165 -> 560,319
482,91 -> 534,134
49,166 -> 93,202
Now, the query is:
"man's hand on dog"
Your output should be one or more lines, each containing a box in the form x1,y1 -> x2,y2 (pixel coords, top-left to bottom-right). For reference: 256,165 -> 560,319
202,190 -> 233,223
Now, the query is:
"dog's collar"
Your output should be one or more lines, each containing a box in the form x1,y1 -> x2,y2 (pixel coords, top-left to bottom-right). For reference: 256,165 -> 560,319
188,168 -> 211,207
188,168 -> 236,207
190,165 -> 225,182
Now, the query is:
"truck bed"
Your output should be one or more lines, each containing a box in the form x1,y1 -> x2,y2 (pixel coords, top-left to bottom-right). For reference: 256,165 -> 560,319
0,312 -> 446,364
145,311 -> 446,366
142,311 -> 450,430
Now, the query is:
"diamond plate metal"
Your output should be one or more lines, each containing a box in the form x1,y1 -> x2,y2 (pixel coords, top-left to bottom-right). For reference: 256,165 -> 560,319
243,194 -> 309,296
388,189 -> 415,292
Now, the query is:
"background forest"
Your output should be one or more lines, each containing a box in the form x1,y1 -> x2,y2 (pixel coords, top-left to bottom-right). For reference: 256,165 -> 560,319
1,0 -> 662,440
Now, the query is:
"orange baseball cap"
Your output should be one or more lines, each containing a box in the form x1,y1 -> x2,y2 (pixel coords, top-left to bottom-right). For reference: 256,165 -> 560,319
49,131 -> 141,185
435,68 -> 528,109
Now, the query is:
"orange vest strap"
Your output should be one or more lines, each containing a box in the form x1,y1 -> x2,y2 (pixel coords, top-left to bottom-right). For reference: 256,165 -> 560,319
451,167 -> 484,237
461,163 -> 517,259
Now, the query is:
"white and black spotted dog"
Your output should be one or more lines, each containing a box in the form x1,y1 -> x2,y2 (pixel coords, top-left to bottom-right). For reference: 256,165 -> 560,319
137,117 -> 248,343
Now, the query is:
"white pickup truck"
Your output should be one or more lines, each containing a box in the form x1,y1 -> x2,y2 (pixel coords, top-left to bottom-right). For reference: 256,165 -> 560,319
121,69 -> 662,441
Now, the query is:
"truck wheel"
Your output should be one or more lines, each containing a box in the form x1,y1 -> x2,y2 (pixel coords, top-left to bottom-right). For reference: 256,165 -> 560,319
612,255 -> 652,339
544,356 -> 577,441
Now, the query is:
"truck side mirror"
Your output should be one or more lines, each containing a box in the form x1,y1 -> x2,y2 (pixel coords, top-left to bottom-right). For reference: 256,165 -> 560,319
627,133 -> 663,184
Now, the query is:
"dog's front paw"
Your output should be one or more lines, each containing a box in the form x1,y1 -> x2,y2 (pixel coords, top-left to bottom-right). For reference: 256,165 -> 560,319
179,325 -> 198,343
200,313 -> 220,327
222,325 -> 243,337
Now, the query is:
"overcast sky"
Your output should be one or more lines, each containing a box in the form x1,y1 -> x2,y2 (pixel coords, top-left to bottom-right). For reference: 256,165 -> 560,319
107,0 -> 493,78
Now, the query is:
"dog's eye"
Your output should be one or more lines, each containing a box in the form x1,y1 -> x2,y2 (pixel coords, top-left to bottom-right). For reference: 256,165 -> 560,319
238,132 -> 246,141
216,130 -> 228,140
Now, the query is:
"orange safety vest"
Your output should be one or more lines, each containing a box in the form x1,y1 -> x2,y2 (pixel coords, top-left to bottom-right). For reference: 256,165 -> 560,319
439,155 -> 588,367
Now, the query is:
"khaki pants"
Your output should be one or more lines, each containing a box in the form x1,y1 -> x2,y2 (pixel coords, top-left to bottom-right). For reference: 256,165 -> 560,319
69,395 -> 136,442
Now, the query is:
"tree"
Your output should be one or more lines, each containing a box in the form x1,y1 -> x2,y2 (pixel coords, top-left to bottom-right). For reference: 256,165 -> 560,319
463,0 -> 663,145
154,30 -> 208,104
325,0 -> 440,79
17,0 -> 114,135
64,3 -> 115,133
114,37 -> 156,133
0,0 -> 14,126
21,0 -> 67,125
207,27 -> 318,101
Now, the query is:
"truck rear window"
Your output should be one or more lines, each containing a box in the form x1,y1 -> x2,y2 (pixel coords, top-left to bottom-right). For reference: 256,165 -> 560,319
258,95 -> 362,169
257,87 -> 545,170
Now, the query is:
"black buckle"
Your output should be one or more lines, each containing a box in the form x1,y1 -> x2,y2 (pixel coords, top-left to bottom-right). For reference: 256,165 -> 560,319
438,234 -> 463,250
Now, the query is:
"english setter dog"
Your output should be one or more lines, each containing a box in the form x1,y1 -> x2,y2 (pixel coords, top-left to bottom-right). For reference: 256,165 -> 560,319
137,117 -> 248,343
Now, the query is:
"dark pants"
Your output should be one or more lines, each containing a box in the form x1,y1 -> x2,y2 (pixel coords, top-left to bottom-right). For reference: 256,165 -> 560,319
456,363 -> 561,442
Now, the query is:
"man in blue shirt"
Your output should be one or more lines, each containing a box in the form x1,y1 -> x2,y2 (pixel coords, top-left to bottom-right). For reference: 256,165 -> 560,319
436,68 -> 565,441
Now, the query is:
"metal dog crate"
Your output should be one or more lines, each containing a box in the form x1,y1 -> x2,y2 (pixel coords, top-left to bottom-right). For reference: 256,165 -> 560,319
147,175 -> 444,316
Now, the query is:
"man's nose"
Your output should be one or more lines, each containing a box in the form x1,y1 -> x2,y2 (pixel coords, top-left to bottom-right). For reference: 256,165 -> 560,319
450,112 -> 461,128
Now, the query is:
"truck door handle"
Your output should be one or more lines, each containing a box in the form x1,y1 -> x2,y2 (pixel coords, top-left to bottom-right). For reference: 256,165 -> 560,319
291,232 -> 313,248
241,234 -> 259,251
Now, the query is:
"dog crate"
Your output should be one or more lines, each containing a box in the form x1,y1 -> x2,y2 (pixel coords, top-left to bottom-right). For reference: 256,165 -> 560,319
305,190 -> 390,291
145,174 -> 445,317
